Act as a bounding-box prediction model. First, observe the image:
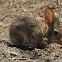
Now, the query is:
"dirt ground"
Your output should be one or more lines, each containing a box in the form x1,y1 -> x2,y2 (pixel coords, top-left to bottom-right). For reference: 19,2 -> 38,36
0,0 -> 62,62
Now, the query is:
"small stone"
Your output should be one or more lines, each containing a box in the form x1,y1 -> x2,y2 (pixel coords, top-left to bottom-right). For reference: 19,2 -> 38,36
45,59 -> 53,62
6,50 -> 20,56
0,23 -> 3,25
23,10 -> 29,12
54,53 -> 60,57
10,57 -> 16,60
0,23 -> 3,28
0,16 -> 5,21
60,46 -> 62,49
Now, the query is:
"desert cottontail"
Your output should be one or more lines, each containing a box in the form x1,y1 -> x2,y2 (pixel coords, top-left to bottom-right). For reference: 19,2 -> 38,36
9,7 -> 57,49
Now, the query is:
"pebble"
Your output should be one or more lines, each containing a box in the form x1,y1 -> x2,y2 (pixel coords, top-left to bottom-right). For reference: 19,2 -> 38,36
0,23 -> 3,28
0,16 -> 5,21
0,23 -> 3,26
45,59 -> 53,62
6,51 -> 20,56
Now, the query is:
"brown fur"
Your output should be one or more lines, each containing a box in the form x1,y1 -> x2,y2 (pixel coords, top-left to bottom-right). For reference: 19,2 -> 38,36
9,7 -> 55,49
9,16 -> 48,48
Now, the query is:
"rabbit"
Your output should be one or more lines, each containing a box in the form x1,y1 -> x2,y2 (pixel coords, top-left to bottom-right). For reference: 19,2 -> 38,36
9,7 -> 60,49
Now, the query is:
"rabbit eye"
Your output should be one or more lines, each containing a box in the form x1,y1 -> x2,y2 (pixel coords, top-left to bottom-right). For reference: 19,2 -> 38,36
54,31 -> 58,36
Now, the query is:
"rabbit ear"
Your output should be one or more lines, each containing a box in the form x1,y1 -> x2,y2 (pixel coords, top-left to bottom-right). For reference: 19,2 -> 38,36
45,8 -> 54,25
